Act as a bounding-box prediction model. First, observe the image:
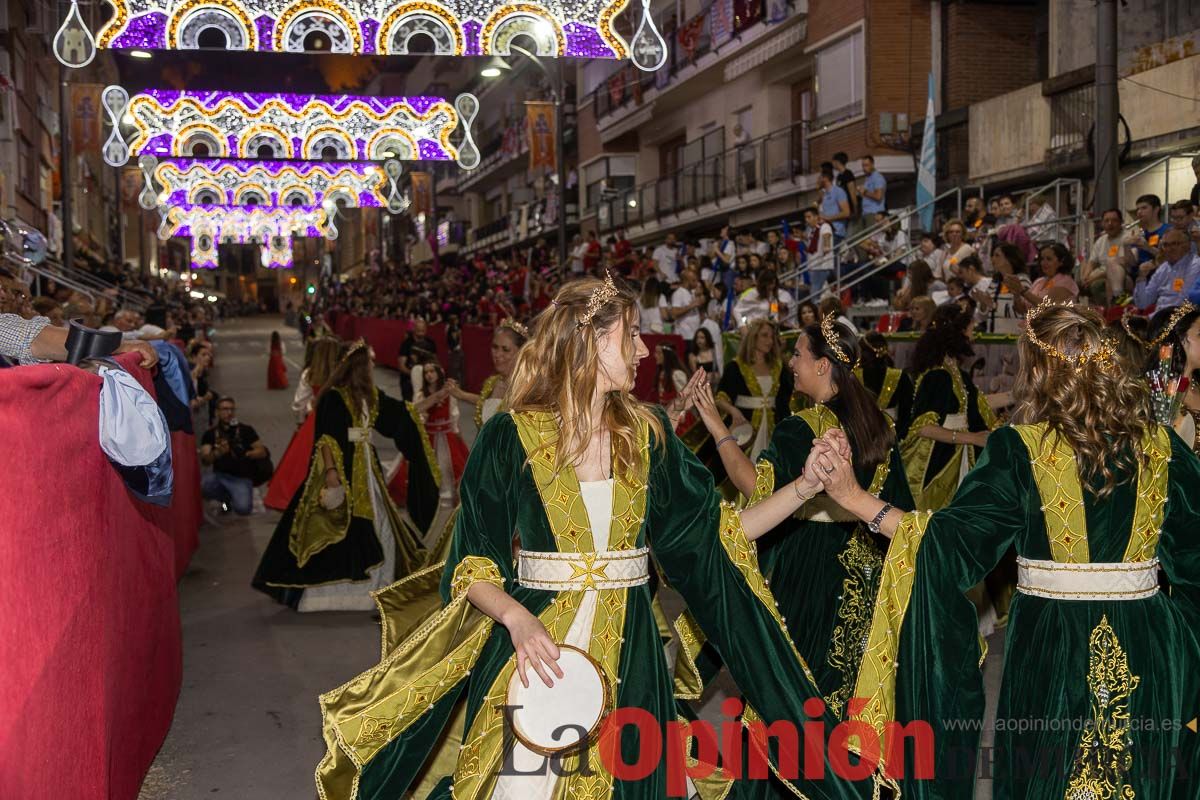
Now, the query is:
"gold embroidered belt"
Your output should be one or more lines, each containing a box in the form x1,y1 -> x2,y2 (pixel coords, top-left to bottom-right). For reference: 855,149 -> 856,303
517,548 -> 651,591
735,396 -> 768,410
1016,556 -> 1159,601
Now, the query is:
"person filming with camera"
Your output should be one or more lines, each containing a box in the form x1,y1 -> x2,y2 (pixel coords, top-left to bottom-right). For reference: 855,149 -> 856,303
200,397 -> 270,516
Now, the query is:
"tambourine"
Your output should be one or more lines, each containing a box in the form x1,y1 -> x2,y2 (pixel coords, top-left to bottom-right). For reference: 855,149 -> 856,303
730,422 -> 754,447
505,644 -> 612,756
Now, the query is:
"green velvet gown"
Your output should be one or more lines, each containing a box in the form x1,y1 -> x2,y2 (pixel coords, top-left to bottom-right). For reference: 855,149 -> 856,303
251,387 -> 438,608
675,403 -> 913,722
855,365 -> 914,438
853,423 -> 1200,799
901,361 -> 999,511
315,410 -> 877,800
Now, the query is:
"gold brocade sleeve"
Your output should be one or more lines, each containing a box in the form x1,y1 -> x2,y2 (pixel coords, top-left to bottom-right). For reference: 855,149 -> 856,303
747,459 -> 775,507
976,390 -> 1001,431
290,434 -> 353,567
850,511 -> 932,773
315,556 -> 503,800
672,610 -> 708,700
407,400 -> 442,489
899,410 -> 940,505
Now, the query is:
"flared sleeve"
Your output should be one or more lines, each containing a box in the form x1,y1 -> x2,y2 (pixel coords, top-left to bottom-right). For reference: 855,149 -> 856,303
1159,431 -> 1200,630
374,389 -> 440,534
648,414 -> 871,800
852,426 -> 1029,798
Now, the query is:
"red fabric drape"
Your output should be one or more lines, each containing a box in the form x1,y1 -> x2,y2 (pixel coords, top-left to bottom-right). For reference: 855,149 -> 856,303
0,353 -> 184,800
635,334 -> 686,402
461,324 -> 495,392
326,315 -> 449,370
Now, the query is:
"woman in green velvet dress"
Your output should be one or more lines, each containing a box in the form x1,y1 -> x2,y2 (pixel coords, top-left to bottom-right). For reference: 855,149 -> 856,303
314,275 -> 876,800
855,331 -> 913,437
682,315 -> 913,722
813,302 -> 1200,799
251,342 -> 438,611
901,304 -> 1000,511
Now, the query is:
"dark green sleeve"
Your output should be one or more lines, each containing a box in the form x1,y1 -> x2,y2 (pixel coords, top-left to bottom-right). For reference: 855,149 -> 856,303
758,414 -> 816,490
375,389 -> 438,533
1159,430 -> 1200,630
716,360 -> 746,402
438,414 -> 521,604
910,368 -> 958,424
774,363 -> 796,423
894,371 -> 915,439
647,411 -> 869,800
881,444 -> 915,510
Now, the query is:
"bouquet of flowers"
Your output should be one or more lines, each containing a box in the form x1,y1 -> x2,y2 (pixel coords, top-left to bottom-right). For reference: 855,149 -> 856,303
1149,344 -> 1190,425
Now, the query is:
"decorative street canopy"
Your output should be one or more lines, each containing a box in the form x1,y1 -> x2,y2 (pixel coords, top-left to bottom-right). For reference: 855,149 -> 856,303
102,89 -> 472,167
160,204 -> 334,269
89,0 -> 665,66
138,156 -> 409,212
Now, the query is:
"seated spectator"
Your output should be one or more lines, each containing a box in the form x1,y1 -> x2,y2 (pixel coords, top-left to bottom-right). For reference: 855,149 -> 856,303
941,219 -> 974,273
1081,208 -> 1133,304
1130,194 -> 1170,266
796,300 -> 819,328
733,269 -> 793,326
1133,229 -> 1199,311
1013,242 -> 1080,315
1169,200 -> 1200,255
104,309 -> 174,340
917,231 -> 949,281
200,397 -> 269,516
897,296 -> 934,332
894,259 -> 945,311
957,255 -> 995,323
992,242 -> 1033,331
30,298 -> 65,327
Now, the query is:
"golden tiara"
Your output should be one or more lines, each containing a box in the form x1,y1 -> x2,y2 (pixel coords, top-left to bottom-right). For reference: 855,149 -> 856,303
821,312 -> 859,369
1120,302 -> 1196,350
1024,298 -> 1116,373
499,318 -> 529,339
577,271 -> 619,328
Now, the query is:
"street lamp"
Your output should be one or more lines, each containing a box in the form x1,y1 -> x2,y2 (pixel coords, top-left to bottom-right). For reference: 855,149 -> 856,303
480,47 -> 569,273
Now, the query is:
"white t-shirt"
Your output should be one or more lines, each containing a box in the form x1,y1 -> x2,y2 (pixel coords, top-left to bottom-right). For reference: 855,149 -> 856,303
810,222 -> 835,267
642,302 -> 665,334
652,244 -> 679,283
570,242 -> 588,274
1089,231 -> 1131,267
670,287 -> 701,341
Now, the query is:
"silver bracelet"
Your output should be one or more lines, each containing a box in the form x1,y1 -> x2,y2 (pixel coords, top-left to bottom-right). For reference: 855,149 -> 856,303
714,434 -> 736,449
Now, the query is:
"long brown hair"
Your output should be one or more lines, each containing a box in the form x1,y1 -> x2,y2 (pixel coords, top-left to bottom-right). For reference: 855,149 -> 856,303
736,318 -> 782,366
800,322 -> 895,473
307,337 -> 343,389
317,342 -> 376,421
508,277 -> 664,480
1010,305 -> 1152,498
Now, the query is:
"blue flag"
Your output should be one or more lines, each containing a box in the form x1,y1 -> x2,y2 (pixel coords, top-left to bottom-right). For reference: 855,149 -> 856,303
917,73 -> 937,233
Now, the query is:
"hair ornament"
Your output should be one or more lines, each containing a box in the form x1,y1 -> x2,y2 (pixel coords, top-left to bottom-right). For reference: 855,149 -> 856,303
1024,297 -> 1116,374
499,318 -> 530,339
859,335 -> 889,358
821,311 -> 860,369
1121,302 -> 1196,350
576,270 -> 619,329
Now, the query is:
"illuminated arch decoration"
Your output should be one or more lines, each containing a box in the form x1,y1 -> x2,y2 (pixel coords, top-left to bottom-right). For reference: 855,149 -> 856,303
102,89 -> 459,167
160,204 -> 333,269
242,127 -> 291,158
142,158 -> 394,209
91,0 -> 666,66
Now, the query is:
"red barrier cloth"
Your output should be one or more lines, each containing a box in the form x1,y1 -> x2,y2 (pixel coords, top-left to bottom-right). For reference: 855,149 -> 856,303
635,334 -> 686,402
0,355 -> 182,800
331,316 -> 449,371
264,412 -> 315,511
169,430 -> 203,578
461,324 -> 495,392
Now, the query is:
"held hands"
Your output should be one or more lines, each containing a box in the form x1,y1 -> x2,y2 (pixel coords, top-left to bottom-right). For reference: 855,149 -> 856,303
502,605 -> 564,689
809,430 -> 863,503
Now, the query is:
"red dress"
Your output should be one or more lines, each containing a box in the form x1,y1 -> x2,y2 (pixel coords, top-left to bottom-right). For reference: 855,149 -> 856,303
387,396 -> 468,506
264,383 -> 319,511
267,340 -> 288,390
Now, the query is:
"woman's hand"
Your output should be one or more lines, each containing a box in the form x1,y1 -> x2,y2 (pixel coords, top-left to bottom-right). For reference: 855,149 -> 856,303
1002,274 -> 1024,293
692,377 -> 727,431
501,605 -> 564,688
812,444 -> 862,504
324,467 -> 341,489
819,429 -> 853,462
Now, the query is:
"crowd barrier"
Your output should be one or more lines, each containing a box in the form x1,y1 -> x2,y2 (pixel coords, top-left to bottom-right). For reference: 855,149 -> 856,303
329,313 -> 450,370
0,352 -> 201,799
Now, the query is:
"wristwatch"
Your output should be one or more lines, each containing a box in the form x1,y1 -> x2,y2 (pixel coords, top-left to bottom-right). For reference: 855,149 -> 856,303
868,503 -> 894,535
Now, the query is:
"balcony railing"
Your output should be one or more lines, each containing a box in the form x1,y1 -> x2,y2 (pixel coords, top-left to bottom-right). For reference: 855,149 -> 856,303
471,217 -> 510,243
590,0 -> 781,120
1048,82 -> 1094,158
598,120 -> 809,231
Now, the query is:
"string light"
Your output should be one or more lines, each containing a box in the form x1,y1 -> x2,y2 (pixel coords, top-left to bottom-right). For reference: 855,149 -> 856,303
144,158 -> 390,209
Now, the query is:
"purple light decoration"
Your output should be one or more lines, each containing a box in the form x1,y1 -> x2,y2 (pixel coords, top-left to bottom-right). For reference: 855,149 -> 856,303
418,139 -> 450,160
145,134 -> 172,155
254,16 -> 274,49
360,20 -> 379,54
110,12 -> 167,49
463,21 -> 482,56
564,23 -> 617,59
226,134 -> 238,156
138,90 -> 447,116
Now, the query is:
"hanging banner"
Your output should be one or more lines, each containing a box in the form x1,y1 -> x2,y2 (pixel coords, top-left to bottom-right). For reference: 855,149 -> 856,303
525,101 -> 556,174
410,171 -> 433,220
71,84 -> 103,152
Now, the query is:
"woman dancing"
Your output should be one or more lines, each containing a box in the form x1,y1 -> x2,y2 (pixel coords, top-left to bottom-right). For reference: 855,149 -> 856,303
813,301 -> 1200,799
314,274 -> 875,800
389,361 -> 468,508
450,319 -> 528,433
265,336 -> 342,511
251,341 -> 439,611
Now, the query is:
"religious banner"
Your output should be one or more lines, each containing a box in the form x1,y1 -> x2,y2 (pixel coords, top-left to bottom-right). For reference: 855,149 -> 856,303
710,0 -> 735,47
410,171 -> 433,220
525,101 -> 556,174
677,14 -> 705,62
71,84 -> 103,152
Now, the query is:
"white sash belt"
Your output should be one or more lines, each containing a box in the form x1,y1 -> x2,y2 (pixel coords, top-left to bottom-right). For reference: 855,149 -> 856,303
944,413 -> 968,432
797,495 -> 859,524
736,396 -> 768,410
518,547 -> 650,591
1016,556 -> 1159,601
347,426 -> 370,443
